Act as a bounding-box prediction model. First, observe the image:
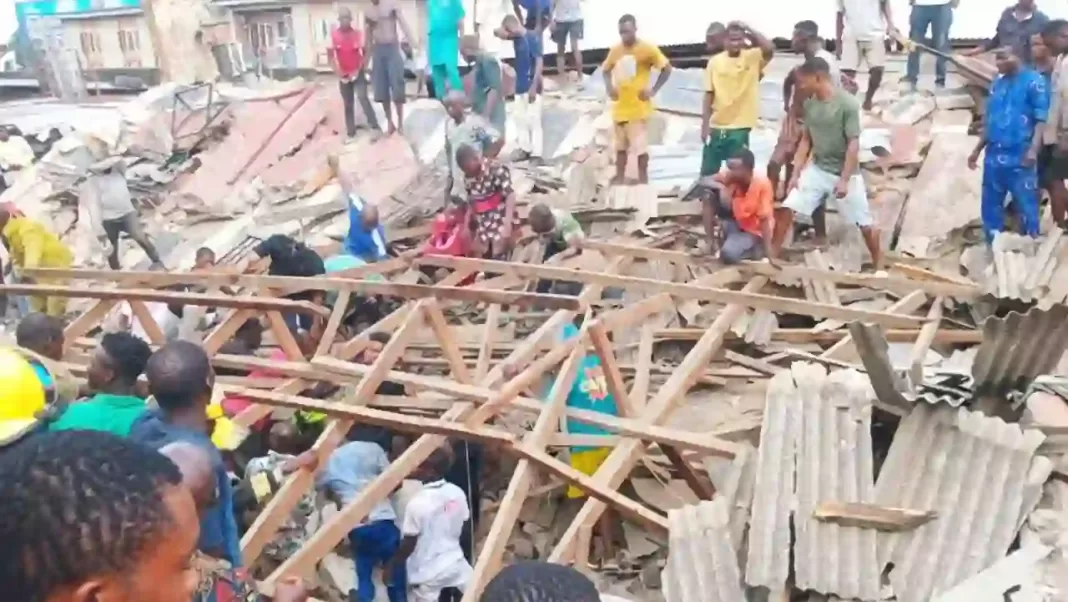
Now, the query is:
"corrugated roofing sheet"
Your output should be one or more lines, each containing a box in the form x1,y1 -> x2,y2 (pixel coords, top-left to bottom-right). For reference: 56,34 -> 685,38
874,403 -> 1047,602
792,364 -> 882,601
745,369 -> 797,590
848,322 -> 913,412
972,304 -> 1068,399
663,499 -> 746,602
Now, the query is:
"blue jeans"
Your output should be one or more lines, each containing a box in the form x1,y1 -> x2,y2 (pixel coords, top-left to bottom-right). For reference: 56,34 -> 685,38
982,156 -> 1040,244
348,520 -> 406,602
907,4 -> 953,85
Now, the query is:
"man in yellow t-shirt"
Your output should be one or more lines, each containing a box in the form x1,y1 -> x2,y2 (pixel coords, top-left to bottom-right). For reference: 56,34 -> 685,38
701,21 -> 774,176
601,14 -> 673,184
0,208 -> 73,317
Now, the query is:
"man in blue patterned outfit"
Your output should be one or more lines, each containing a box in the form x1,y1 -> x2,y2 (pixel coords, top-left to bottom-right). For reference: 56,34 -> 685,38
968,45 -> 1049,243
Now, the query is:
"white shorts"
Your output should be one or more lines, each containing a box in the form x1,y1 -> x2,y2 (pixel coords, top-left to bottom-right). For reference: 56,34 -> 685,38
840,36 -> 887,71
783,164 -> 873,227
410,560 -> 473,602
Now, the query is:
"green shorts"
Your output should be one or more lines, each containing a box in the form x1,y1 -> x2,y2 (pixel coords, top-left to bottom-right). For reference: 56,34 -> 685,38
701,128 -> 751,176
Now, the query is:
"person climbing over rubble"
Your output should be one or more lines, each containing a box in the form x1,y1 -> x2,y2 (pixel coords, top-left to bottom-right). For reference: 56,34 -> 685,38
444,90 -> 505,200
602,14 -> 673,185
365,0 -> 418,136
700,21 -> 773,177
331,7 -> 381,139
1040,19 -> 1068,229
968,45 -> 1049,243
285,423 -> 406,602
479,561 -> 602,602
460,35 -> 506,136
773,57 -> 883,271
456,143 -> 518,260
835,0 -> 897,111
428,0 -> 466,97
496,15 -> 546,162
0,207 -> 74,318
696,148 -> 775,264
48,332 -> 152,436
0,430 -> 312,602
528,202 -> 584,295
247,234 -> 326,337
344,191 -> 390,262
130,340 -> 242,568
387,444 -> 472,602
86,156 -> 165,271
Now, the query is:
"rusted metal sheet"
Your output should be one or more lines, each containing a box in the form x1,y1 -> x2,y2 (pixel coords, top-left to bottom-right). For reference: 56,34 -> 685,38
663,499 -> 745,602
745,370 -> 798,590
792,363 -> 882,601
972,304 -> 1068,398
874,404 -> 1047,602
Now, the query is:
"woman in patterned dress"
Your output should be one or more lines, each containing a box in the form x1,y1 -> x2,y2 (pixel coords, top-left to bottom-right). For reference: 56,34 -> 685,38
456,143 -> 518,260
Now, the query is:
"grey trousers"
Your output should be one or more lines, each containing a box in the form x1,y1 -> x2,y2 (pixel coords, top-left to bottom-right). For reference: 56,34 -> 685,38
339,71 -> 380,136
720,219 -> 764,264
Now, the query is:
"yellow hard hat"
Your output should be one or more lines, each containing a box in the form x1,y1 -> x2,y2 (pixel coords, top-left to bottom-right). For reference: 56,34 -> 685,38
0,347 -> 46,422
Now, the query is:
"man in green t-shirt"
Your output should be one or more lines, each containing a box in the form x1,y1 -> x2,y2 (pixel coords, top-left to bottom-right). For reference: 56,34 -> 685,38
529,203 -> 585,295
49,332 -> 152,437
773,56 -> 882,271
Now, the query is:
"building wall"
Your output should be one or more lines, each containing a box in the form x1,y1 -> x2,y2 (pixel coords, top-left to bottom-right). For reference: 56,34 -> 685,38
61,14 -> 156,70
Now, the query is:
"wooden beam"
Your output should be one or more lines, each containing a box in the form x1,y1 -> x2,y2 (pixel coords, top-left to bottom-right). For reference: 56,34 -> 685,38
908,298 -> 944,387
630,322 -> 654,407
0,284 -> 330,315
414,256 -> 929,328
548,277 -> 769,564
267,311 -> 306,361
128,300 -> 167,345
475,304 -> 501,382
813,502 -> 937,532
586,322 -> 638,419
62,300 -> 118,353
314,291 -> 351,357
820,291 -> 927,362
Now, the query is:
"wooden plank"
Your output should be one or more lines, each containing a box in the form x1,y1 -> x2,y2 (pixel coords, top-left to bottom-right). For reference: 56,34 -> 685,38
0,284 -> 330,315
908,298 -> 944,387
630,322 -> 655,407
314,291 -> 351,357
820,291 -> 927,362
587,322 -> 637,419
239,303 -> 426,564
475,304 -> 502,382
465,342 -> 587,599
62,300 -> 118,353
660,445 -> 716,501
813,502 -> 938,532
414,256 -> 930,328
547,277 -> 769,564
267,311 -> 306,361
653,326 -> 982,345
128,300 -> 167,345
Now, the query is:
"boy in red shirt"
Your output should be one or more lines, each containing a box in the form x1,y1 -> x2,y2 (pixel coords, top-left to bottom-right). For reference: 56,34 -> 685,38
329,7 -> 381,138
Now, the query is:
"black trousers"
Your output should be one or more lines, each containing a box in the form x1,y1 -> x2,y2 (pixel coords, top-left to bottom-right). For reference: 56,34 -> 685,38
338,72 -> 380,137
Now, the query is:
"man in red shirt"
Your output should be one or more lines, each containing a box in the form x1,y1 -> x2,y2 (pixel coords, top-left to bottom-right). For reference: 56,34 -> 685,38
329,7 -> 381,138
695,148 -> 775,264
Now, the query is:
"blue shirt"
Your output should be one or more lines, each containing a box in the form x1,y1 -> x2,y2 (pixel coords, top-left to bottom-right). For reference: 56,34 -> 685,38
316,441 -> 397,522
984,7 -> 1050,64
985,68 -> 1049,165
129,411 -> 242,566
344,192 -> 388,262
553,324 -> 618,452
511,31 -> 543,95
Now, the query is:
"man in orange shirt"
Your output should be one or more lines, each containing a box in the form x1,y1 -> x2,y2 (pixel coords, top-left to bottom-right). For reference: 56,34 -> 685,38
696,148 -> 774,264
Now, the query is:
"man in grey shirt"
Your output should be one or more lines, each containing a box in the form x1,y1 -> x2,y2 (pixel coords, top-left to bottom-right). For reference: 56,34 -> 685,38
550,0 -> 583,80
365,0 -> 417,135
84,157 -> 164,270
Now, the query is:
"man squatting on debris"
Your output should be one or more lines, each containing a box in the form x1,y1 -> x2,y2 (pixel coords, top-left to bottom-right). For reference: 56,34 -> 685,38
695,148 -> 775,264
772,57 -> 884,270
602,14 -> 673,185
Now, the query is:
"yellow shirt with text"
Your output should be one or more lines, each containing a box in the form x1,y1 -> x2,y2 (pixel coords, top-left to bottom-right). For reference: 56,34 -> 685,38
601,41 -> 670,124
705,47 -> 766,129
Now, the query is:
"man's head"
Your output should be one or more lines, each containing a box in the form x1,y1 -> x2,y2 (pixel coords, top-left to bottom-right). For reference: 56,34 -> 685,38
1043,19 -> 1068,55
460,34 -> 481,62
795,56 -> 832,94
792,20 -> 819,53
528,203 -> 556,236
501,15 -> 523,38
146,340 -> 215,416
724,148 -> 756,187
995,47 -> 1021,75
338,6 -> 353,29
444,201 -> 467,227
414,443 -> 453,482
725,22 -> 747,55
267,420 -> 303,455
456,143 -> 483,177
1018,0 -> 1036,12
194,247 -> 216,270
159,441 -> 217,513
235,317 -> 264,352
706,22 -> 726,53
1033,32 -> 1052,62
480,561 -> 600,602
360,331 -> 392,365
618,14 -> 637,46
443,89 -> 468,121
16,313 -> 64,362
87,332 -> 152,393
0,430 -> 199,602
361,203 -> 380,233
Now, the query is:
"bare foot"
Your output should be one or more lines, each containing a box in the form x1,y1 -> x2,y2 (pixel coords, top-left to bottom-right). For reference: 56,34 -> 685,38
862,99 -> 874,112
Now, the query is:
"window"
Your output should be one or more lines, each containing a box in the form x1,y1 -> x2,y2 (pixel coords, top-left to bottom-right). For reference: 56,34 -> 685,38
118,29 -> 141,67
79,31 -> 102,67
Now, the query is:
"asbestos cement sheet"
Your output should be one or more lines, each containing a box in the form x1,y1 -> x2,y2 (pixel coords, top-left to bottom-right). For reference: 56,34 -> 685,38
663,499 -> 746,602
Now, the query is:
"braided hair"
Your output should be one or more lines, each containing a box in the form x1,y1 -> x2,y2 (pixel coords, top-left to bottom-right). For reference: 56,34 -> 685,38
480,561 -> 601,602
0,430 -> 183,602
